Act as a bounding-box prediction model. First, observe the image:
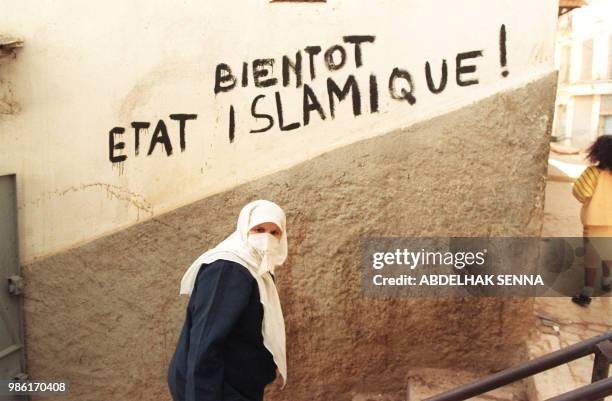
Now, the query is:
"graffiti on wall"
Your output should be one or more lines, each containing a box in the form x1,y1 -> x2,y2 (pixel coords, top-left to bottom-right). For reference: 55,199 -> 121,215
216,25 -> 509,142
107,25 -> 509,166
108,115 -> 198,164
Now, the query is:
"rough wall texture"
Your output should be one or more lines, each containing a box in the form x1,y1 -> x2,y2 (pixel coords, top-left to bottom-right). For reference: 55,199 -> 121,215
22,71 -> 557,401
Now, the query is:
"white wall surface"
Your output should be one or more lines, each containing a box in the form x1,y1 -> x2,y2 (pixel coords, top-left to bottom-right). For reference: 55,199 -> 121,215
0,0 -> 558,263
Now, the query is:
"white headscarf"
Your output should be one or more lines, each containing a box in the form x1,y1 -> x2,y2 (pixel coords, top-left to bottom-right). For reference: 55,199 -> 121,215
179,199 -> 288,388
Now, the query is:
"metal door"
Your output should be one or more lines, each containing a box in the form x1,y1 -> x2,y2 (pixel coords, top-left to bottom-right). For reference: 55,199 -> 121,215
0,174 -> 28,400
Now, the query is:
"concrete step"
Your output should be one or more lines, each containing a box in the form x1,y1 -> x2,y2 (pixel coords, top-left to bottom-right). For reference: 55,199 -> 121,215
351,368 -> 527,401
525,330 -> 612,401
405,368 -> 526,401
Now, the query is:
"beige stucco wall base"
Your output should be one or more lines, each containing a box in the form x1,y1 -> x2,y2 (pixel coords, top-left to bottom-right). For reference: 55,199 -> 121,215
22,71 -> 557,401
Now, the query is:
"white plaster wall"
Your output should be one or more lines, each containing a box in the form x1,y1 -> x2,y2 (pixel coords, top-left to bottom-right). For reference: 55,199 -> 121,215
0,0 -> 558,263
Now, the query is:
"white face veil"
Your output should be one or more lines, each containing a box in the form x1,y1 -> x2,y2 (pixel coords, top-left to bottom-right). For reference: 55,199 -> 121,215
179,199 -> 288,388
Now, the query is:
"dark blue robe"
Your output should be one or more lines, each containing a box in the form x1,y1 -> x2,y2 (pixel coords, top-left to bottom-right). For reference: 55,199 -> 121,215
167,259 -> 277,401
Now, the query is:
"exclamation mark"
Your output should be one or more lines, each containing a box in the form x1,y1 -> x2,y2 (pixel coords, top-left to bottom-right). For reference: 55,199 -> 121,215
500,24 -> 509,78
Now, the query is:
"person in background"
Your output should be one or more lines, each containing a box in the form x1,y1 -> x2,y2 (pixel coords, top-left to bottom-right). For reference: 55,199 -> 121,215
167,199 -> 288,401
571,135 -> 612,306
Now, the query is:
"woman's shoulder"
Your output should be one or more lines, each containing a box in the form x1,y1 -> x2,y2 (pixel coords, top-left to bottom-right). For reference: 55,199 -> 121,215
581,165 -> 601,180
197,258 -> 255,282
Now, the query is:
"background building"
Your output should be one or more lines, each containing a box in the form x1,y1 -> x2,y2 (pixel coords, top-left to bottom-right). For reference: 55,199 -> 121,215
553,0 -> 612,148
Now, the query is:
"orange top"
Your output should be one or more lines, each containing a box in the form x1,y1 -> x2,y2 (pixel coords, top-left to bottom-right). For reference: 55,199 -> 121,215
572,165 -> 612,226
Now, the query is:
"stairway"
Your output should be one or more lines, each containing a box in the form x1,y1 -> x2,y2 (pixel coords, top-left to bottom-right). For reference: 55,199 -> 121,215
351,368 -> 527,401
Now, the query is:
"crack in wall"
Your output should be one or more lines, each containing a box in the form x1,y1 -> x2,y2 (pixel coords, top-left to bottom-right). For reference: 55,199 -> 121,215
20,182 -> 154,216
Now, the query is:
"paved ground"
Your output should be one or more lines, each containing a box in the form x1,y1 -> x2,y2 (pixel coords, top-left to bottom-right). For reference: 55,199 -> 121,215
530,150 -> 611,400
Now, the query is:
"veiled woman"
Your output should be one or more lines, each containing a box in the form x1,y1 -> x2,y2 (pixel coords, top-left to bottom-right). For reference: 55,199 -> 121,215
167,199 -> 288,401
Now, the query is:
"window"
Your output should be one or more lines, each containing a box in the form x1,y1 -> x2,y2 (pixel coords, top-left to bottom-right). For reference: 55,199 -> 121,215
559,45 -> 571,83
600,95 -> 612,135
608,35 -> 612,79
580,38 -> 593,81
603,116 -> 612,135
